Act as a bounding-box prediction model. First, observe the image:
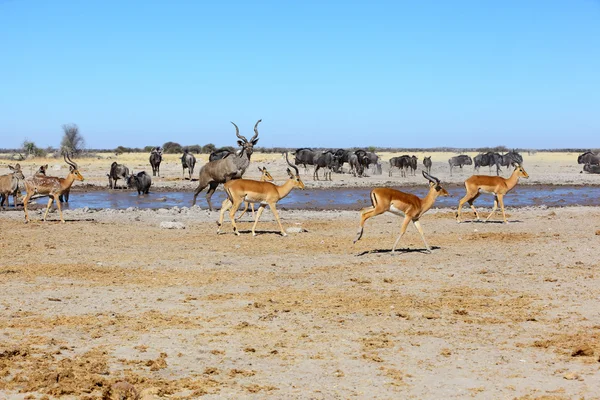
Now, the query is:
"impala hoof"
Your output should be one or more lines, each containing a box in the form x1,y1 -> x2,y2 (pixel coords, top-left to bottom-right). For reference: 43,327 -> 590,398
281,232 -> 288,237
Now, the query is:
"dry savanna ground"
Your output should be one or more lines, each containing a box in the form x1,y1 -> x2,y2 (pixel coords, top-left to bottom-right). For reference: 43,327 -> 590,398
1,151 -> 599,399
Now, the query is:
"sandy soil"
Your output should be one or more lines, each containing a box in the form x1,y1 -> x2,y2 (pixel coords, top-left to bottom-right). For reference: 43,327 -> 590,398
1,152 -> 600,399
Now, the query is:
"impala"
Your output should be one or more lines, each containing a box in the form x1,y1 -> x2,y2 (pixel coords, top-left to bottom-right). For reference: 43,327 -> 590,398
354,171 -> 449,253
217,154 -> 304,236
235,166 -> 274,220
456,163 -> 528,224
23,153 -> 84,223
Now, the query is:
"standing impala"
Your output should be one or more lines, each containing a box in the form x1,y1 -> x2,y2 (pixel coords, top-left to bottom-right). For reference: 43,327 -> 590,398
353,171 -> 449,253
23,153 -> 84,223
235,166 -> 274,220
456,163 -> 528,224
217,154 -> 304,236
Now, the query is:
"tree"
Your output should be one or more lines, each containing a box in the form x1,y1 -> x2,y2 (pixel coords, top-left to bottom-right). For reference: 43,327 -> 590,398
162,141 -> 183,154
201,143 -> 216,154
22,139 -> 46,158
60,124 -> 85,155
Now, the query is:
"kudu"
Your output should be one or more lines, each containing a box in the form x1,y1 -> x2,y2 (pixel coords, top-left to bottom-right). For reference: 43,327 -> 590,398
354,171 -> 449,253
217,153 -> 304,236
0,164 -> 25,208
23,153 -> 84,223
192,120 -> 261,210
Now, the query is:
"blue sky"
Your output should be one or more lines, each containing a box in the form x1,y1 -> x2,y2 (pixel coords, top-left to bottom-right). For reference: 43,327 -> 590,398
1,0 -> 598,149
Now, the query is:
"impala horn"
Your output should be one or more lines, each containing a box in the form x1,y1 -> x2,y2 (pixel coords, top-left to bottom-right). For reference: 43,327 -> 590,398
231,121 -> 247,142
422,170 -> 440,184
64,152 -> 78,170
285,152 -> 299,175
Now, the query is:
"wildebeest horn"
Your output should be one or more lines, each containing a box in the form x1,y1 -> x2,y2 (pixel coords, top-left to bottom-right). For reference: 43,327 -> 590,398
422,170 -> 439,184
285,152 -> 299,175
250,119 -> 261,142
231,121 -> 247,142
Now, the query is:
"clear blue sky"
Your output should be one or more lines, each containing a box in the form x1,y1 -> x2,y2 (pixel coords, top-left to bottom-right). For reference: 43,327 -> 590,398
1,0 -> 598,150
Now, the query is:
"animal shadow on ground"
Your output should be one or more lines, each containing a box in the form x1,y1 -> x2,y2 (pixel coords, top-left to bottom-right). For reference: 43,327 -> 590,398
356,246 -> 441,257
237,229 -> 285,236
460,219 -> 523,224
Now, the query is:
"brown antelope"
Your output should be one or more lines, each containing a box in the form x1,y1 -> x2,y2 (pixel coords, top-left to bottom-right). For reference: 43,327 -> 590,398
235,166 -> 274,220
0,164 -> 25,208
456,163 -> 529,224
217,154 -> 305,236
354,171 -> 449,253
23,153 -> 84,223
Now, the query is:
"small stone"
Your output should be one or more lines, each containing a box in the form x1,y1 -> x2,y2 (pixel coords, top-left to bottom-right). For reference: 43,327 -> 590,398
285,227 -> 306,234
160,221 -> 186,229
563,372 -> 580,380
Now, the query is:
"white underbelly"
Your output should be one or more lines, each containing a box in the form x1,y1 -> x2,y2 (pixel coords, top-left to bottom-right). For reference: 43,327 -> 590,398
479,189 -> 495,195
389,204 -> 406,217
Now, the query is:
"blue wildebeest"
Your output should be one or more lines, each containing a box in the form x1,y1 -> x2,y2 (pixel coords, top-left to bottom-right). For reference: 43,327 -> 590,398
192,120 -> 261,210
389,156 -> 407,177
0,164 -> 25,208
181,149 -> 196,180
583,164 -> 600,174
334,149 -> 351,173
349,152 -> 363,177
474,152 -> 502,175
313,150 -> 339,181
423,156 -> 432,174
107,162 -> 130,189
578,151 -> 600,166
149,147 -> 162,177
292,148 -> 318,174
448,154 -> 472,176
497,151 -> 523,172
127,171 -> 152,194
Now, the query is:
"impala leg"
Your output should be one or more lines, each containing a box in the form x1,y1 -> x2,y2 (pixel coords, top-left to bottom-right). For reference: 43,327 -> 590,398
392,216 -> 411,252
456,191 -> 478,223
42,196 -> 54,222
485,196 -> 499,222
23,192 -> 31,223
236,201 -> 250,221
217,198 -> 232,233
498,194 -> 508,223
269,203 -> 287,236
468,192 -> 481,220
251,203 -> 255,218
54,194 -> 65,223
413,220 -> 431,253
251,205 -> 267,236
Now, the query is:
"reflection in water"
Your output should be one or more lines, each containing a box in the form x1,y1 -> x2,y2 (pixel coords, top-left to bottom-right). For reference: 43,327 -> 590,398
51,185 -> 600,211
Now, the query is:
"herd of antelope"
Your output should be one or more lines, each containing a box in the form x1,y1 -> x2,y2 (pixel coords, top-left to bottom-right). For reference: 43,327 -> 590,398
4,120 -> 596,252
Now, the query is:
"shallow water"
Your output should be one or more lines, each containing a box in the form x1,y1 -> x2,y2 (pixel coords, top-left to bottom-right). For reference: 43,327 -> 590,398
40,185 -> 600,210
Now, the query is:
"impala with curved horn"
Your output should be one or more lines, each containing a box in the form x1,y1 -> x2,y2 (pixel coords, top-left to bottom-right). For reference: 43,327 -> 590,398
23,153 -> 84,223
192,120 -> 261,210
456,163 -> 528,224
235,166 -> 274,220
354,171 -> 449,253
217,153 -> 304,236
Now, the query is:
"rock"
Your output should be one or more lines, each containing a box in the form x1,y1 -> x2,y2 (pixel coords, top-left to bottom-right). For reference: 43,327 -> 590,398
571,344 -> 594,357
563,372 -> 580,380
286,227 -> 306,234
596,230 -> 600,236
160,221 -> 186,229
156,197 -> 167,202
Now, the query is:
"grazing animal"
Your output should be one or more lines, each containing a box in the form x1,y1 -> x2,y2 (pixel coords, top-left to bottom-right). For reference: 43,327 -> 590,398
192,120 -> 261,210
349,153 -> 363,177
23,153 -> 84,223
334,149 -> 351,173
583,164 -> 600,174
127,171 -> 151,194
353,171 -> 449,253
292,148 -> 318,173
149,147 -> 162,177
217,153 -> 305,236
235,166 -> 274,220
107,162 -> 130,189
456,163 -> 529,224
0,164 -> 25,208
314,150 -> 338,181
578,151 -> 600,166
423,156 -> 432,174
448,155 -> 473,176
181,149 -> 196,180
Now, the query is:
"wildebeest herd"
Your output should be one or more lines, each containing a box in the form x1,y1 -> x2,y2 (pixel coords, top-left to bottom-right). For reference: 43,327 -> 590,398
1,122 -> 599,250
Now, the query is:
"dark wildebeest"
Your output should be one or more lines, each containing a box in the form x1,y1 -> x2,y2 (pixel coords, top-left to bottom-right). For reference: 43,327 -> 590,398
583,164 -> 600,174
149,147 -> 162,177
313,150 -> 338,181
192,120 -> 261,211
408,155 -> 418,176
34,164 -> 70,202
349,152 -> 363,177
389,156 -> 407,177
334,149 -> 351,173
292,148 -> 318,174
127,171 -> 151,194
107,162 -> 130,189
423,156 -> 432,174
448,155 -> 473,176
578,151 -> 600,166
474,152 -> 501,175
0,164 -> 25,208
497,151 -> 523,171
209,148 -> 234,162
181,149 -> 196,180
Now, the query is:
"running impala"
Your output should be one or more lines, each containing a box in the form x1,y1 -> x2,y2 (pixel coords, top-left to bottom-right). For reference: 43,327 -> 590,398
354,171 -> 449,253
23,153 -> 84,223
217,154 -> 304,236
456,163 -> 528,224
